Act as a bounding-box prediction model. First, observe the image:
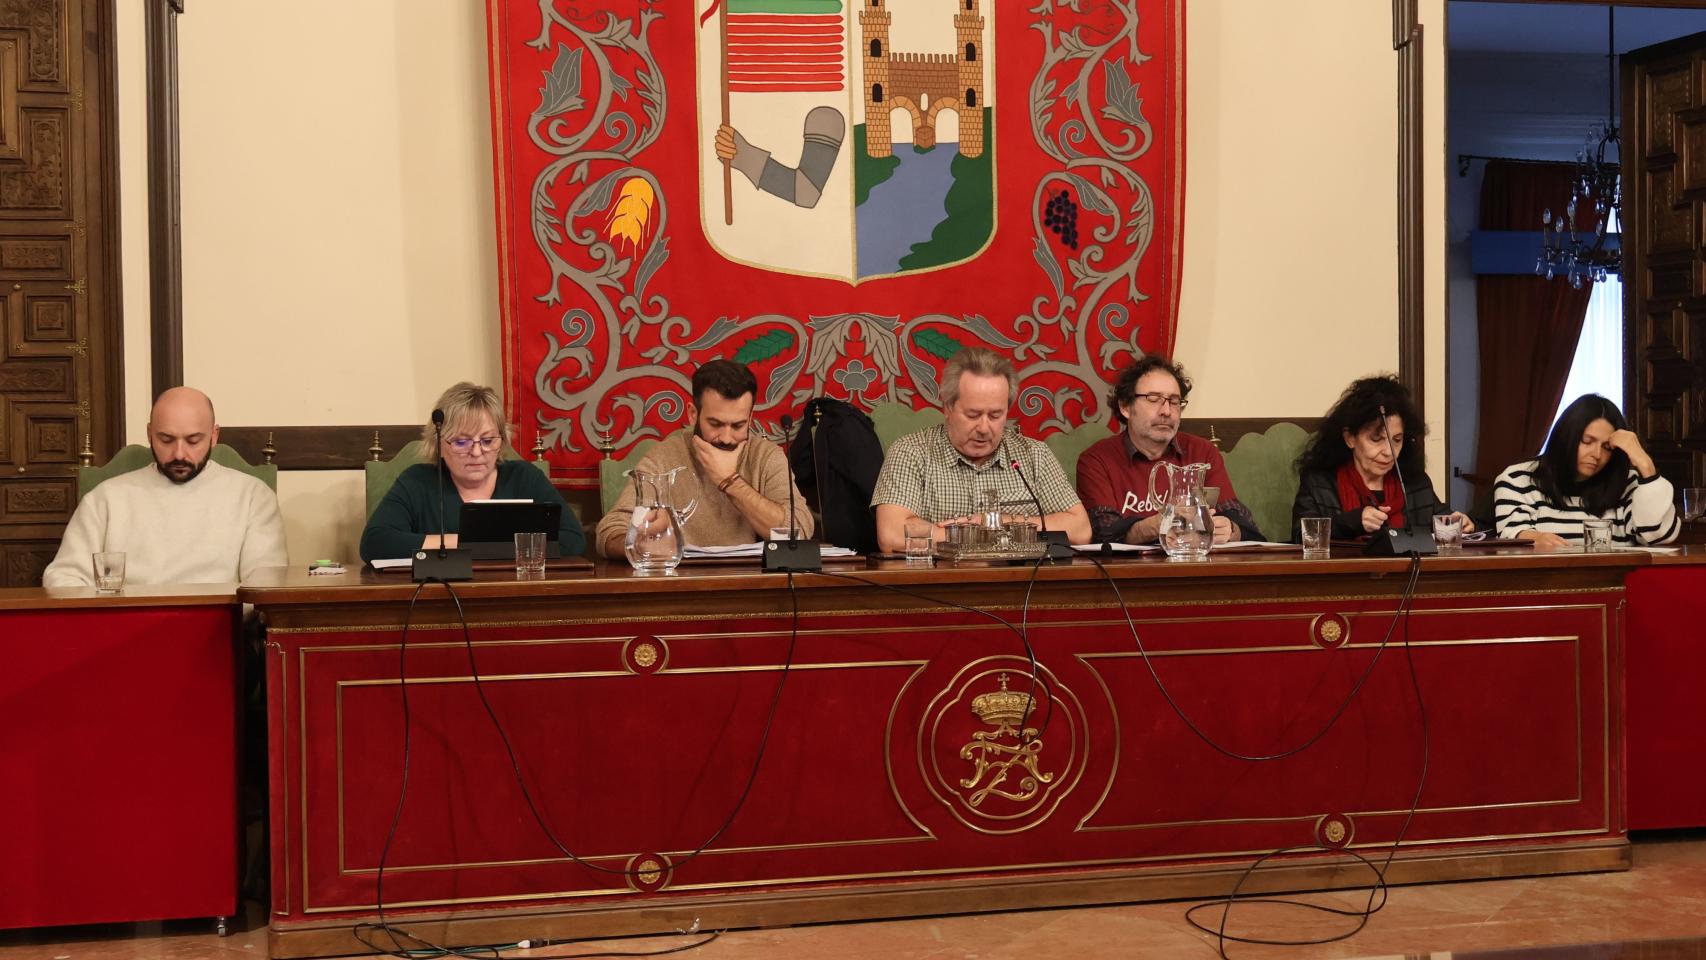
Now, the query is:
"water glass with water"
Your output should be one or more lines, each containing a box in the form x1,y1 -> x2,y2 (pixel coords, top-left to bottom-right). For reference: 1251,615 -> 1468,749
93,551 -> 125,593
903,518 -> 934,563
1432,513 -> 1464,554
1684,488 -> 1706,521
1300,517 -> 1331,558
1582,519 -> 1613,552
514,531 -> 547,577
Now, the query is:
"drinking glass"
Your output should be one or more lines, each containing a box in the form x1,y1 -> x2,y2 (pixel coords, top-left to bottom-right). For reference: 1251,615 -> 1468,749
1683,488 -> 1706,521
1581,519 -> 1613,552
1432,513 -> 1465,555
93,551 -> 125,593
514,531 -> 547,577
1300,518 -> 1331,559
903,518 -> 934,563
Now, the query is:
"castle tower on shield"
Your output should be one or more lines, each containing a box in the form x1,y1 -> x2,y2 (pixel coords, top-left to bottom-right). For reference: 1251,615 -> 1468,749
858,0 -> 985,159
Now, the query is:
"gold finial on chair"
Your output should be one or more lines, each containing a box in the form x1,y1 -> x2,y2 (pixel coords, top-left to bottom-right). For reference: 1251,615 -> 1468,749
1207,425 -> 1221,450
262,432 -> 277,465
78,433 -> 94,467
369,431 -> 384,462
531,435 -> 547,462
596,430 -> 615,460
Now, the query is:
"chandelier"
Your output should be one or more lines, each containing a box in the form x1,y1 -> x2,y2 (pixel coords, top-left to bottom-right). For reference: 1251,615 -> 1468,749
1537,7 -> 1621,288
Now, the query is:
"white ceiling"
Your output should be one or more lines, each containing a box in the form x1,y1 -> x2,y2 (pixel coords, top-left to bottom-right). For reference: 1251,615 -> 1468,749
1449,2 -> 1706,55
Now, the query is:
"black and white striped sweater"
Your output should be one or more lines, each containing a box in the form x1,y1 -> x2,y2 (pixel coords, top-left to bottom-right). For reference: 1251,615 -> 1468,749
1492,459 -> 1679,545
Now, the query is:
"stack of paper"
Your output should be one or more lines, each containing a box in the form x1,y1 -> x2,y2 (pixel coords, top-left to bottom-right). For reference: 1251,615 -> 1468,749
683,542 -> 858,559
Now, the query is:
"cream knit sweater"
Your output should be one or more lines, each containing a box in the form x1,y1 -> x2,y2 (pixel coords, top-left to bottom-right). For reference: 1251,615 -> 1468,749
42,460 -> 288,587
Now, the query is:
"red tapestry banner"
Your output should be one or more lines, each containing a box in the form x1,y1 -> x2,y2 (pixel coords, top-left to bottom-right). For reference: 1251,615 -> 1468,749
487,0 -> 1183,482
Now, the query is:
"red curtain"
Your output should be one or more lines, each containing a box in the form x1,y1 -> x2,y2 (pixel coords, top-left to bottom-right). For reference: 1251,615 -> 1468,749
1472,160 -> 1595,489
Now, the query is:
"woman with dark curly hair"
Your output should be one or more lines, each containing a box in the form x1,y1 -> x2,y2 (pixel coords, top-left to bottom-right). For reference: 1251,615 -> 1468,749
1493,393 -> 1678,548
1290,375 -> 1472,542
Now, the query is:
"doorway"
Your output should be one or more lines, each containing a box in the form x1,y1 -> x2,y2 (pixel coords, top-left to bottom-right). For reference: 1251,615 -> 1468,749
1445,1 -> 1706,514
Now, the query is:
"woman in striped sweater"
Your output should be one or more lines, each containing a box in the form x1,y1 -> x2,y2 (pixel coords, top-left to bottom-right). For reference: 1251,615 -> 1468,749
1493,394 -> 1679,548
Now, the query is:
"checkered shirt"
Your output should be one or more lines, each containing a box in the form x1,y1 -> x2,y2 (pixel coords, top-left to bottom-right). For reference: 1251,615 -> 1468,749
871,423 -> 1081,523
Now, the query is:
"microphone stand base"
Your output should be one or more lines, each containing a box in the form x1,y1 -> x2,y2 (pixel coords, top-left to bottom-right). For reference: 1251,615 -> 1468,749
1362,527 -> 1438,557
763,539 -> 822,572
412,548 -> 474,582
1040,530 -> 1074,560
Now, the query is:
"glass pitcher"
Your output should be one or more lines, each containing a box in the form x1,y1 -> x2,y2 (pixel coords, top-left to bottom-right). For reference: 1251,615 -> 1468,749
623,466 -> 697,574
1149,460 -> 1213,561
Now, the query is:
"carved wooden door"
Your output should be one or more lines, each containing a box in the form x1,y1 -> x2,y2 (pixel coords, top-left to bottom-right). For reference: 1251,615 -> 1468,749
1625,30 -> 1706,491
0,0 -> 121,586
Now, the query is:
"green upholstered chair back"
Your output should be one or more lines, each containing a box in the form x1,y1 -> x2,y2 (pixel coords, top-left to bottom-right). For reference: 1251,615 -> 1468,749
78,443 -> 278,497
1042,423 -> 1114,489
364,440 -> 547,518
598,438 -> 661,513
585,403 -> 1313,538
592,406 -> 1118,513
869,404 -> 944,450
1218,421 -> 1313,543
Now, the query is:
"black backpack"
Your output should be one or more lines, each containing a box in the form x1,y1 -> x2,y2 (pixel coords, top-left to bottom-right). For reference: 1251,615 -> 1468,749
789,397 -> 882,554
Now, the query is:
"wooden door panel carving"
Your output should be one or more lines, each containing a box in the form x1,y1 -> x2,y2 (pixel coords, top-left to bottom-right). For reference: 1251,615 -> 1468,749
0,0 -> 120,586
1627,32 -> 1706,493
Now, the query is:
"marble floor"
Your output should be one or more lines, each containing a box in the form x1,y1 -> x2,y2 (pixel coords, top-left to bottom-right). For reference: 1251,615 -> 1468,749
3,833 -> 1703,960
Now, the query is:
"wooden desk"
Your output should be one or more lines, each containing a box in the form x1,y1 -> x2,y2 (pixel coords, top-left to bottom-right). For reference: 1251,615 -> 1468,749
1624,545 -> 1706,830
0,585 -> 242,931
242,550 -> 1635,958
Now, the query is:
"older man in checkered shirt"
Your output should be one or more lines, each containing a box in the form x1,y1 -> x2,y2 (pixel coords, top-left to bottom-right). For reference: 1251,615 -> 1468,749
871,347 -> 1091,554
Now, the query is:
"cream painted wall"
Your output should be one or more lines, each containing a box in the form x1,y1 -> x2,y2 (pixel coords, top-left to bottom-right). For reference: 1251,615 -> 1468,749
116,0 -> 149,446
1174,0 -> 1399,419
115,0 -> 1449,562
1423,0 -> 1450,501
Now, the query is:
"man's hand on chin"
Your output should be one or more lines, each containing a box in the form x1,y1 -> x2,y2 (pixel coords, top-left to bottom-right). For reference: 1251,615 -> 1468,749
691,435 -> 744,488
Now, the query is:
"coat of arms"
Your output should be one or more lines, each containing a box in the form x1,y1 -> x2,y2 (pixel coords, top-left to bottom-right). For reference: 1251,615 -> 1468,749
697,0 -> 996,282
960,672 -> 1053,807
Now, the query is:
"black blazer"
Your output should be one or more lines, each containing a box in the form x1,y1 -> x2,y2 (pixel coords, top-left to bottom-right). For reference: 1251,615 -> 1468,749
1291,468 -> 1446,542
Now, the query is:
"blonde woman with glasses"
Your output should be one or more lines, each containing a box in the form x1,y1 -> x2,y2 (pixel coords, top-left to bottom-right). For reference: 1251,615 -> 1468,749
359,382 -> 585,563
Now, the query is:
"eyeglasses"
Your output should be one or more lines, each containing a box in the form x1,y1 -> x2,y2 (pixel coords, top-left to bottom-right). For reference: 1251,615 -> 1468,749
1135,392 -> 1188,411
444,436 -> 502,454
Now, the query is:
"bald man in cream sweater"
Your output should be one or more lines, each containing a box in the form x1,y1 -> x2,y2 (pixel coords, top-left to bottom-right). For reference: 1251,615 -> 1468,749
42,387 -> 287,588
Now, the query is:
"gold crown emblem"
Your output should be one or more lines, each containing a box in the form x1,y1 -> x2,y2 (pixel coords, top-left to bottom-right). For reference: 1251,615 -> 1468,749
971,673 -> 1034,728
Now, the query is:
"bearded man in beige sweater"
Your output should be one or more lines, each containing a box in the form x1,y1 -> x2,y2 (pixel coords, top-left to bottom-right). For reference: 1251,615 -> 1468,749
42,387 -> 288,587
597,360 -> 812,560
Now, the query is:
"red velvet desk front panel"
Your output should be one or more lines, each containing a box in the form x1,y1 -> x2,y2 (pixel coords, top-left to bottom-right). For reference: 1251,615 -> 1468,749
247,556 -> 1627,954
1625,558 -> 1706,830
0,593 -> 240,930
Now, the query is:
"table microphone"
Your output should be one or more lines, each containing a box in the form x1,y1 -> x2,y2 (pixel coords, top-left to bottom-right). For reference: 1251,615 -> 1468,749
1010,456 -> 1073,560
763,413 -> 821,572
1362,403 -> 1436,557
413,408 -> 474,581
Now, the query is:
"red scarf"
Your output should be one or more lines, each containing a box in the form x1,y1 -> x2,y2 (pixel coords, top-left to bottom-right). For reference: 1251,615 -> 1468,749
1335,460 -> 1406,532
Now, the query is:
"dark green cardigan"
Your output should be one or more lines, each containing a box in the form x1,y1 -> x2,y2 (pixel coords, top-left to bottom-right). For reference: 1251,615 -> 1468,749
359,460 -> 586,563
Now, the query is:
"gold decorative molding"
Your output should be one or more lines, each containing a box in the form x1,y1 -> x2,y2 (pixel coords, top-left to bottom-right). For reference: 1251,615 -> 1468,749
1310,612 -> 1351,649
624,635 -> 667,673
1317,813 -> 1354,848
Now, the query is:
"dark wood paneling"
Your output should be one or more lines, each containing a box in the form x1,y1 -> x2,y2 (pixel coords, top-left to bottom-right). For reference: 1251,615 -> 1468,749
145,0 -> 181,397
1180,416 -> 1321,445
0,0 -> 124,585
219,425 -> 421,471
1624,32 -> 1706,492
1395,0 -> 1424,413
